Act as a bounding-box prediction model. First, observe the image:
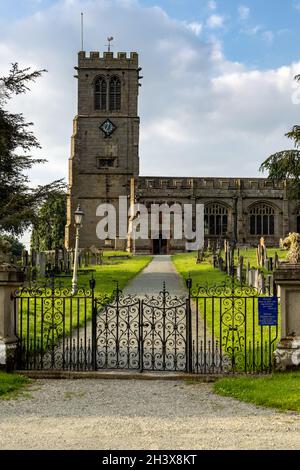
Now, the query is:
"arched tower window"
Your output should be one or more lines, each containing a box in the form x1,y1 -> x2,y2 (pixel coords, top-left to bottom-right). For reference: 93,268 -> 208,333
109,76 -> 121,111
204,203 -> 228,236
94,76 -> 107,110
249,203 -> 275,236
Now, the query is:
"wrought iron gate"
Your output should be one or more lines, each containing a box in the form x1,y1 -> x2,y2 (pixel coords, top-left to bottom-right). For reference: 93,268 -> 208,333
189,279 -> 279,374
13,277 -> 279,374
93,283 -> 188,372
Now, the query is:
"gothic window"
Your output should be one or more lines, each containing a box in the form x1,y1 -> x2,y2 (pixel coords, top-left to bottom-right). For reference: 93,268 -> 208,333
204,203 -> 228,237
249,203 -> 275,236
109,76 -> 121,111
94,76 -> 107,110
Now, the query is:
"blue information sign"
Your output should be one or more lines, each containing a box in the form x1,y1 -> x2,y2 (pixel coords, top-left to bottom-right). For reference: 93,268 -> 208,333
258,298 -> 278,326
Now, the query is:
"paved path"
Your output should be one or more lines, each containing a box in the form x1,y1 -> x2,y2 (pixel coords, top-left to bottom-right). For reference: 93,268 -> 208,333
0,379 -> 299,450
124,255 -> 186,296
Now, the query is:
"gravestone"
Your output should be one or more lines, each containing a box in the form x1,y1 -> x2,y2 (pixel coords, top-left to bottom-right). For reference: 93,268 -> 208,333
62,247 -> 69,272
218,257 -> 224,272
259,272 -> 266,295
196,249 -> 203,264
269,257 -> 273,272
264,258 -> 270,271
31,249 -> 36,267
254,269 -> 260,290
236,263 -> 242,283
274,252 -> 279,269
266,274 -> 273,296
246,261 -> 250,284
248,269 -> 254,287
21,250 -> 28,267
36,252 -> 46,278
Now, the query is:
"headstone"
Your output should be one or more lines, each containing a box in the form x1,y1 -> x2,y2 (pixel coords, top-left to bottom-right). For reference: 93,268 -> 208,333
246,261 -> 250,283
218,257 -> 224,272
264,258 -> 270,271
259,272 -> 266,295
256,246 -> 261,267
269,257 -> 273,272
36,252 -> 46,278
254,269 -> 260,290
21,249 -> 28,267
248,269 -> 254,287
31,249 -> 36,267
62,247 -> 68,272
212,251 -> 218,268
196,249 -> 203,264
267,274 -> 272,296
236,263 -> 242,282
274,252 -> 279,269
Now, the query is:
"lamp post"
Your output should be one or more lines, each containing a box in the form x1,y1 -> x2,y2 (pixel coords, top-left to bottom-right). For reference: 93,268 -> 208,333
71,205 -> 84,295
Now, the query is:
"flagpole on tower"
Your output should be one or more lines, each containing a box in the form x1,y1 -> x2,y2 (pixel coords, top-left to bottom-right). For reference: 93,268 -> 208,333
81,12 -> 84,51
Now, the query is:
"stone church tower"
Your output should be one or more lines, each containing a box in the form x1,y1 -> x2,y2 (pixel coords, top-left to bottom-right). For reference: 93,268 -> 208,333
65,50 -> 140,249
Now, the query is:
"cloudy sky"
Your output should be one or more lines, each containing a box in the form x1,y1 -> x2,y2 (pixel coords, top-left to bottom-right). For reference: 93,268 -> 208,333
1,0 -> 300,186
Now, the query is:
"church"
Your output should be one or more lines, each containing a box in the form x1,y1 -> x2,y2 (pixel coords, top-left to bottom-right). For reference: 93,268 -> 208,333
65,50 -> 300,254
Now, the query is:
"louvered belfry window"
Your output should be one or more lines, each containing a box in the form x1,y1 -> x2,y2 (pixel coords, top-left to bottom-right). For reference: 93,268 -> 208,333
94,76 -> 107,110
109,76 -> 121,111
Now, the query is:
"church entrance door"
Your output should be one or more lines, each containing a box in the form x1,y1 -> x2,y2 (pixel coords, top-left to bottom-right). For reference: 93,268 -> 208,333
152,236 -> 168,254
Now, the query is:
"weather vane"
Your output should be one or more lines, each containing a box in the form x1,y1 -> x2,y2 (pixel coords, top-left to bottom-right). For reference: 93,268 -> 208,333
106,36 -> 114,52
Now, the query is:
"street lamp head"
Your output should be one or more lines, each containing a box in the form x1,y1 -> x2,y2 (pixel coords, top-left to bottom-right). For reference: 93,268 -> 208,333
74,205 -> 84,227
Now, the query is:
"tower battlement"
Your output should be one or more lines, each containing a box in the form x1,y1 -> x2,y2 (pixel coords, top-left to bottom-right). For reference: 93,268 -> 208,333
78,51 -> 138,66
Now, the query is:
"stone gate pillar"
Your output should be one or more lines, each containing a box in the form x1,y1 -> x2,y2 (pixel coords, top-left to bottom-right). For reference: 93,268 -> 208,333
274,248 -> 300,370
0,241 -> 24,370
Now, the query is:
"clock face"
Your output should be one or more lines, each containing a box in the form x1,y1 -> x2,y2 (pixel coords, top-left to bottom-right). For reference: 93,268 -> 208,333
99,119 -> 116,138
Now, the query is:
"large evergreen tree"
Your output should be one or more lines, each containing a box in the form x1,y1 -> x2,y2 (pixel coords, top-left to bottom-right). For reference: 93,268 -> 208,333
0,63 -> 64,236
30,192 -> 67,251
260,75 -> 300,198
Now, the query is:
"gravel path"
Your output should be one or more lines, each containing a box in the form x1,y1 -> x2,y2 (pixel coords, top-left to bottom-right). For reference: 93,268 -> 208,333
124,255 -> 186,296
0,379 -> 299,450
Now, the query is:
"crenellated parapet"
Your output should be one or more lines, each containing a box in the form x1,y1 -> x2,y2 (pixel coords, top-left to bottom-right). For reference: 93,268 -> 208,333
138,176 -> 285,192
78,51 -> 139,68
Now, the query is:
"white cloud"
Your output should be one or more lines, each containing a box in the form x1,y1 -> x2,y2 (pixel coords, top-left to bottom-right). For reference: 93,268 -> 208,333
243,25 -> 262,35
294,1 -> 300,10
206,14 -> 225,29
238,5 -> 250,21
208,0 -> 217,10
262,30 -> 274,44
186,21 -> 202,36
0,0 -> 299,191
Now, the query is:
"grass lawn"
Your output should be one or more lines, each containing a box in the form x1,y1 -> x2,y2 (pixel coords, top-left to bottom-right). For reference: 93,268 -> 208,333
172,252 -> 227,287
214,372 -> 300,412
18,254 -> 152,341
0,372 -> 29,399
